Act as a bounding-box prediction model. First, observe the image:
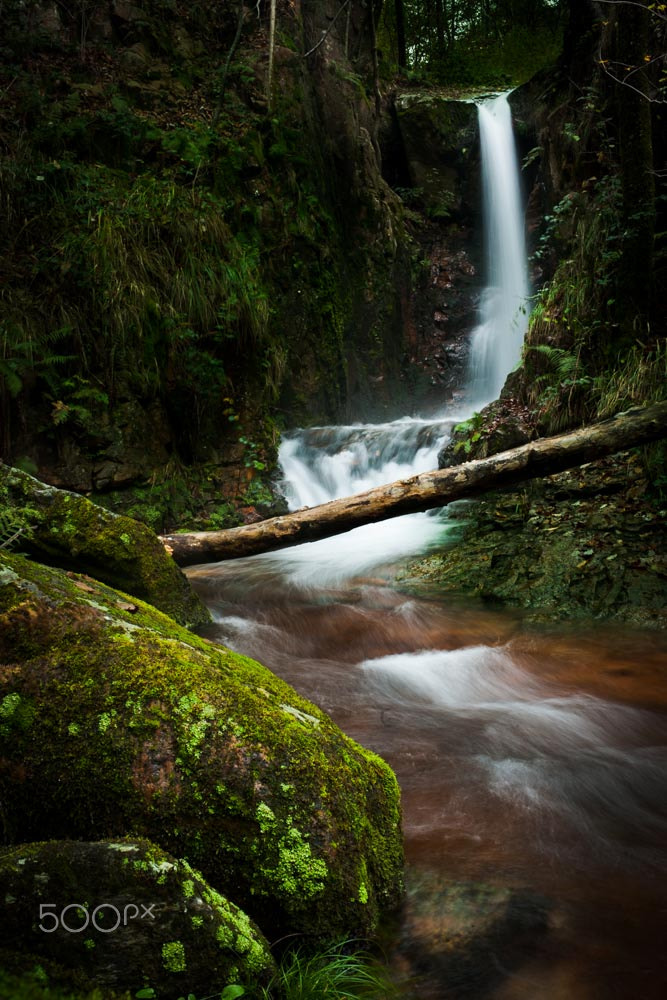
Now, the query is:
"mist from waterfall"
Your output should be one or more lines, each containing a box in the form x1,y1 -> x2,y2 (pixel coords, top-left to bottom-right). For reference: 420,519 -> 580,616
467,92 -> 530,407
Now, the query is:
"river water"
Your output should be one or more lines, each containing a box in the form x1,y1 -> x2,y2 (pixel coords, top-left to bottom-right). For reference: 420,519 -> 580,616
188,417 -> 667,998
188,94 -> 667,996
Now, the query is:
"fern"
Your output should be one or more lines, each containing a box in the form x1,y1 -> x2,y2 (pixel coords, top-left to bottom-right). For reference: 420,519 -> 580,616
527,344 -> 582,380
0,508 -> 35,552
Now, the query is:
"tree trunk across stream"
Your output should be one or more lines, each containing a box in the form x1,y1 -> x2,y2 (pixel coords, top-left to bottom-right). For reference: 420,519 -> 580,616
161,401 -> 667,566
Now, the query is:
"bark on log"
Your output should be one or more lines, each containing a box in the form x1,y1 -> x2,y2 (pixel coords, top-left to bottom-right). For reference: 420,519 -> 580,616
161,402 -> 667,567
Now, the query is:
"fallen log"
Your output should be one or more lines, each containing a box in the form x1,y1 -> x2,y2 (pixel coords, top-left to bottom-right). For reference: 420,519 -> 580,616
161,401 -> 667,566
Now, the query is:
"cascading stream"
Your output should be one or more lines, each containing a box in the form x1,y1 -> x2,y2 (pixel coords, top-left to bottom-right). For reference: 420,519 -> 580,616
187,95 -> 667,997
467,92 -> 531,407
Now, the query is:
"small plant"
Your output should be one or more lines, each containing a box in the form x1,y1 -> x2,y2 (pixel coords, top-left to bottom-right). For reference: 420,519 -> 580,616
0,507 -> 35,552
259,939 -> 399,999
452,411 -> 485,455
238,435 -> 266,472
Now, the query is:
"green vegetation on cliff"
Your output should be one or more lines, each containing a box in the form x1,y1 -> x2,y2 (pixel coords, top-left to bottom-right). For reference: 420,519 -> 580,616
0,0 -> 410,524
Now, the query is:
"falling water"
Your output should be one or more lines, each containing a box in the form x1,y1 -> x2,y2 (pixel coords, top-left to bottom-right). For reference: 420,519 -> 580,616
467,92 -> 530,406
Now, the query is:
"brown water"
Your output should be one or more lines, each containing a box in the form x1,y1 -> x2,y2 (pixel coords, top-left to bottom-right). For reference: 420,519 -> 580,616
189,555 -> 667,999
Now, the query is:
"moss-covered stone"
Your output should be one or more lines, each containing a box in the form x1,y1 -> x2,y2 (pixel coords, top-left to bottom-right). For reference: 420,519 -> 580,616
0,838 -> 274,997
0,464 -> 209,628
401,453 -> 667,628
394,94 -> 478,219
0,551 -> 404,941
0,959 -> 118,1000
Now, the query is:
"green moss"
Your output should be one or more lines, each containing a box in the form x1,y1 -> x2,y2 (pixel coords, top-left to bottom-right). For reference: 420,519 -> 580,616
0,837 -> 274,996
0,550 -> 404,942
161,941 -> 186,974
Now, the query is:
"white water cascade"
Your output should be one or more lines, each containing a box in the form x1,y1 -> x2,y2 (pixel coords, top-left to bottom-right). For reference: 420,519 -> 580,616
272,417 -> 456,585
467,92 -> 530,407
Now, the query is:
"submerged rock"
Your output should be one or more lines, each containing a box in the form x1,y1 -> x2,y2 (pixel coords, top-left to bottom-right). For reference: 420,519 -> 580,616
0,838 -> 274,997
397,870 -> 550,994
0,463 -> 209,627
0,551 -> 404,941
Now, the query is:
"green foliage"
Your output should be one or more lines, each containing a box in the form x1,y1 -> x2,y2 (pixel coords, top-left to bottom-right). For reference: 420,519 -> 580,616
166,942 -> 400,1000
522,164 -> 630,432
0,323 -> 73,402
258,940 -> 399,1000
525,344 -> 594,423
0,508 -> 35,553
379,2 -> 563,86
0,966 -> 111,1000
453,411 -> 484,455
594,340 -> 667,419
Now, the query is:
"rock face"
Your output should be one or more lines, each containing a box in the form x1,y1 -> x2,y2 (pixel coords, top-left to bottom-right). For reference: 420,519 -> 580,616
402,453 -> 667,629
394,94 -> 479,220
0,463 -> 209,628
0,551 -> 404,941
0,838 -> 274,997
438,398 -> 538,468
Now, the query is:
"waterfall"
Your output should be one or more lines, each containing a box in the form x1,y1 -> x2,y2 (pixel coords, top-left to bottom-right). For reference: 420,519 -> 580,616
274,417 -> 456,584
467,92 -> 530,407
235,94 -> 531,586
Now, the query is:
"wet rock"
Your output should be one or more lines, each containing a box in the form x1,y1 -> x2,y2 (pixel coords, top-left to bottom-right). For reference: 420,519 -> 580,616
395,94 -> 478,219
402,453 -> 667,629
33,3 -> 66,43
0,552 -> 404,942
119,42 -> 152,76
438,399 -> 537,468
0,838 -> 274,997
397,870 -> 550,994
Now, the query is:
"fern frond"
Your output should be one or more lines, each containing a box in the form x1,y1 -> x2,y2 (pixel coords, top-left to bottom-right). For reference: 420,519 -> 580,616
0,508 -> 35,551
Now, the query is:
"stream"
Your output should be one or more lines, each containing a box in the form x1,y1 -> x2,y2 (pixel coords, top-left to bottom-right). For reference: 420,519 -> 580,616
188,418 -> 667,998
188,94 -> 667,997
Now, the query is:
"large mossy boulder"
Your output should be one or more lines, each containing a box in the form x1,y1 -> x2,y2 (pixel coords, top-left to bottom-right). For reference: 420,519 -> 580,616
0,838 -> 274,998
0,551 -> 404,940
0,463 -> 209,627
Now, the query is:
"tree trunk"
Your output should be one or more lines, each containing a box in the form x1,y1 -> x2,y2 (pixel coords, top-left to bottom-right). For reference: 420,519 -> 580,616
161,402 -> 667,566
395,0 -> 407,70
267,0 -> 277,110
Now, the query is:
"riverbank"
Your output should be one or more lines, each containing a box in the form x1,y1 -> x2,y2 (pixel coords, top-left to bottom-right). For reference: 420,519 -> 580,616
399,450 -> 666,629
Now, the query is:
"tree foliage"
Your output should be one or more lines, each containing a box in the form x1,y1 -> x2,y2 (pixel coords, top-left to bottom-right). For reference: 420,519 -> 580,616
379,0 -> 564,84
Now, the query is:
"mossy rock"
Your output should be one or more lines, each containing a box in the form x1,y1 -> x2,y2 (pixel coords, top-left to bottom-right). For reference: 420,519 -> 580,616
0,959 -> 118,1000
437,399 -> 537,468
0,552 -> 404,941
0,464 -> 209,628
394,94 -> 478,218
0,838 -> 274,998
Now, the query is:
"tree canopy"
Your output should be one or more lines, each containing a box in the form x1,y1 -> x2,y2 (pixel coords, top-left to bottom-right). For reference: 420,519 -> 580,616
379,0 -> 564,83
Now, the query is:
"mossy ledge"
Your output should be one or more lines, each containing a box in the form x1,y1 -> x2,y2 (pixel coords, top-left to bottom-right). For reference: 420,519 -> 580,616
0,463 -> 209,627
0,550 -> 404,943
